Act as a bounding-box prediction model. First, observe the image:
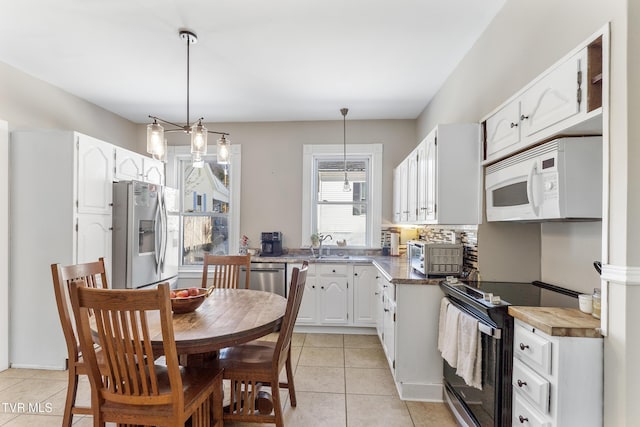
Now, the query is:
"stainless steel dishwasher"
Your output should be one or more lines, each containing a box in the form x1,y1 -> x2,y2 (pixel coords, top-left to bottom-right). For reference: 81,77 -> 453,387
240,262 -> 286,297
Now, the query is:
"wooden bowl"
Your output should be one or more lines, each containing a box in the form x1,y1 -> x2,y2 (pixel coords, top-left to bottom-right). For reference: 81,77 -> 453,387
170,288 -> 210,314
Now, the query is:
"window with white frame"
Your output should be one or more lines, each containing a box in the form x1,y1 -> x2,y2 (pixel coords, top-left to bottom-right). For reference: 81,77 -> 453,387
302,144 -> 382,248
167,145 -> 241,267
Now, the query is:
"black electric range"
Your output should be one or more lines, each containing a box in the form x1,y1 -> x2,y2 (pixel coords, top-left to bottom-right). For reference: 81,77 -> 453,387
439,279 -> 578,427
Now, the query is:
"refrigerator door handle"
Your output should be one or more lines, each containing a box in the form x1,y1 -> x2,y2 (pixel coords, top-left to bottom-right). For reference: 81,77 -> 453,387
159,191 -> 168,273
153,193 -> 162,274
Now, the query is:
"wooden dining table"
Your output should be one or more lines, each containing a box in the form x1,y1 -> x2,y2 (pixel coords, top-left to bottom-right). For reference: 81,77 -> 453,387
146,288 -> 287,360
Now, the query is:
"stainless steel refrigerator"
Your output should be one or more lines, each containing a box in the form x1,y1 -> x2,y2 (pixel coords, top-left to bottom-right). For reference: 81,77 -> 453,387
112,180 -> 179,289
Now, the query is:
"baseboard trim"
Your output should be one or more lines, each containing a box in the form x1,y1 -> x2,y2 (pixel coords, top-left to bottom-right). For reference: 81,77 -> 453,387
397,381 -> 444,402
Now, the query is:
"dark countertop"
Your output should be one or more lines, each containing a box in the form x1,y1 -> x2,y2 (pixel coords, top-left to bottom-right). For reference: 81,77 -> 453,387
250,253 -> 443,285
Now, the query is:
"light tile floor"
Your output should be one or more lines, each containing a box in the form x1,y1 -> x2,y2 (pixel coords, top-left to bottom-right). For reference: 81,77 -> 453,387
0,333 -> 457,426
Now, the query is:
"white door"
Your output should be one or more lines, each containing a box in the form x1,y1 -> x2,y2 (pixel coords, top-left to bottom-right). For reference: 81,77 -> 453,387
353,265 -> 378,325
520,49 -> 585,138
76,213 -> 112,282
319,277 -> 348,324
393,167 -> 402,223
424,134 -> 437,222
77,134 -> 113,215
407,149 -> 418,222
398,159 -> 409,222
114,147 -> 144,181
382,292 -> 396,372
485,98 -> 521,163
144,157 -> 165,185
296,277 -> 318,324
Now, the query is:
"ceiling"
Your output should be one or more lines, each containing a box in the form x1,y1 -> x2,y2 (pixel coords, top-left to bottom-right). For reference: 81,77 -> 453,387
0,0 -> 504,124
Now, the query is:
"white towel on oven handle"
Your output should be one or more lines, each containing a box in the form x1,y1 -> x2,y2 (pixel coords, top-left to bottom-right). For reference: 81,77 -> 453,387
438,297 -> 460,368
456,311 -> 482,390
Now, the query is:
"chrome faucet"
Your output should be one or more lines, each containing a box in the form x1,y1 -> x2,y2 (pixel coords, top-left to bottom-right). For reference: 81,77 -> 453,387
318,234 -> 333,257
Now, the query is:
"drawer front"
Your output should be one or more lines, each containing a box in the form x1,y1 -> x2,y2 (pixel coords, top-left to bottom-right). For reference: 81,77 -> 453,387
316,264 -> 349,276
514,323 -> 552,375
513,359 -> 550,413
513,394 -> 551,427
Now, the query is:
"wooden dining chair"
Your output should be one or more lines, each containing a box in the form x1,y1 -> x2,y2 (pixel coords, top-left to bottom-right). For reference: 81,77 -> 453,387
201,253 -> 251,289
215,261 -> 309,427
51,258 -> 109,427
70,282 -> 224,427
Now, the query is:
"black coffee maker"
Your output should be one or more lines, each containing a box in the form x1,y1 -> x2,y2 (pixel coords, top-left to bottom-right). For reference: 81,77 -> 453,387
260,232 -> 283,256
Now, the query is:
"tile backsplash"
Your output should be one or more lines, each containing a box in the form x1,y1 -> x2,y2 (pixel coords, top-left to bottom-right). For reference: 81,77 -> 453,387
418,226 -> 478,275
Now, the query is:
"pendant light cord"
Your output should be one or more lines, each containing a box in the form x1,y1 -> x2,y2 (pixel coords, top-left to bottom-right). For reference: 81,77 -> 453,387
186,34 -> 190,126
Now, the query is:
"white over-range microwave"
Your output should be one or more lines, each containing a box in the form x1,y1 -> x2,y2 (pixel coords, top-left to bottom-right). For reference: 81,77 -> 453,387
485,136 -> 602,222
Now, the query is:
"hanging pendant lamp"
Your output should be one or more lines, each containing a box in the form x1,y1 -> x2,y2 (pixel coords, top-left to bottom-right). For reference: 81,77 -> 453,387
146,30 -> 230,166
341,108 -> 351,192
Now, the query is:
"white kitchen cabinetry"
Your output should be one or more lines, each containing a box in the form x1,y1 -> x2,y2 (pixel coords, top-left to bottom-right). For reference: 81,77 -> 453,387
296,263 -> 349,326
484,35 -> 604,164
512,319 -> 603,426
392,166 -> 402,223
144,156 -> 164,185
10,130 -> 114,369
396,159 -> 410,222
394,123 -> 480,225
375,274 -> 445,401
406,149 -> 418,223
294,262 -> 379,330
114,146 -> 164,185
77,135 -> 113,215
352,264 -> 379,326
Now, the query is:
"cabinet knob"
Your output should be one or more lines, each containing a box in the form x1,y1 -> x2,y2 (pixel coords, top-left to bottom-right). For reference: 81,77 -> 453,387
519,343 -> 530,351
354,273 -> 358,276
520,114 -> 529,121
384,308 -> 389,312
321,286 -> 325,290
518,415 -> 529,424
374,292 -> 380,295
517,379 -> 527,388
332,269 -> 336,273
510,122 -> 518,128
312,285 -> 315,289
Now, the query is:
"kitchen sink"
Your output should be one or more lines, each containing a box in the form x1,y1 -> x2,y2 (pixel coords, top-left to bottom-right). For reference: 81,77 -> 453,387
315,255 -> 371,263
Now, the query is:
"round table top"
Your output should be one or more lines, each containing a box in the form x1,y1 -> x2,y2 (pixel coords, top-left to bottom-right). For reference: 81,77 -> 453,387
149,288 -> 287,355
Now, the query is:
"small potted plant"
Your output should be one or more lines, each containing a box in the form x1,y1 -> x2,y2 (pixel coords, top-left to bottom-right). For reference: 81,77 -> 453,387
310,233 -> 320,248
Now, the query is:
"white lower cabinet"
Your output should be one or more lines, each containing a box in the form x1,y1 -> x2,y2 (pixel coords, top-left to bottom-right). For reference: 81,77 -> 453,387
353,264 -> 379,325
296,263 -> 349,326
512,319 -> 603,427
375,275 -> 444,401
294,263 -> 380,329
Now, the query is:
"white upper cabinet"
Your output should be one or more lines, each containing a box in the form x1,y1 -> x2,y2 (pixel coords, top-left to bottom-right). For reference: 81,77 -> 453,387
114,146 -> 165,185
483,33 -> 604,164
395,123 -> 481,225
520,48 -> 586,138
77,134 -> 113,215
393,166 -> 402,223
143,157 -> 164,185
485,98 -> 521,163
114,146 -> 144,181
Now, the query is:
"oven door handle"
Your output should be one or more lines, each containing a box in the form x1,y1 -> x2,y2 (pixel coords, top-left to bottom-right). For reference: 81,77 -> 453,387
478,322 -> 502,339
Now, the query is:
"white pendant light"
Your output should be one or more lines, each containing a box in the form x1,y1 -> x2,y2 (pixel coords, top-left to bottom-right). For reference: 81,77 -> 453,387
146,29 -> 229,166
341,108 -> 351,192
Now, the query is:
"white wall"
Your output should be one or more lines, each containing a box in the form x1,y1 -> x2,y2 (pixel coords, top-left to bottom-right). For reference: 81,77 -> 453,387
416,0 -> 636,424
164,119 -> 417,250
0,119 -> 8,370
0,61 -> 139,148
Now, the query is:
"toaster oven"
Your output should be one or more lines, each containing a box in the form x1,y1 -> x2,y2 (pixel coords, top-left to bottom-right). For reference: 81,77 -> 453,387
407,240 -> 463,276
